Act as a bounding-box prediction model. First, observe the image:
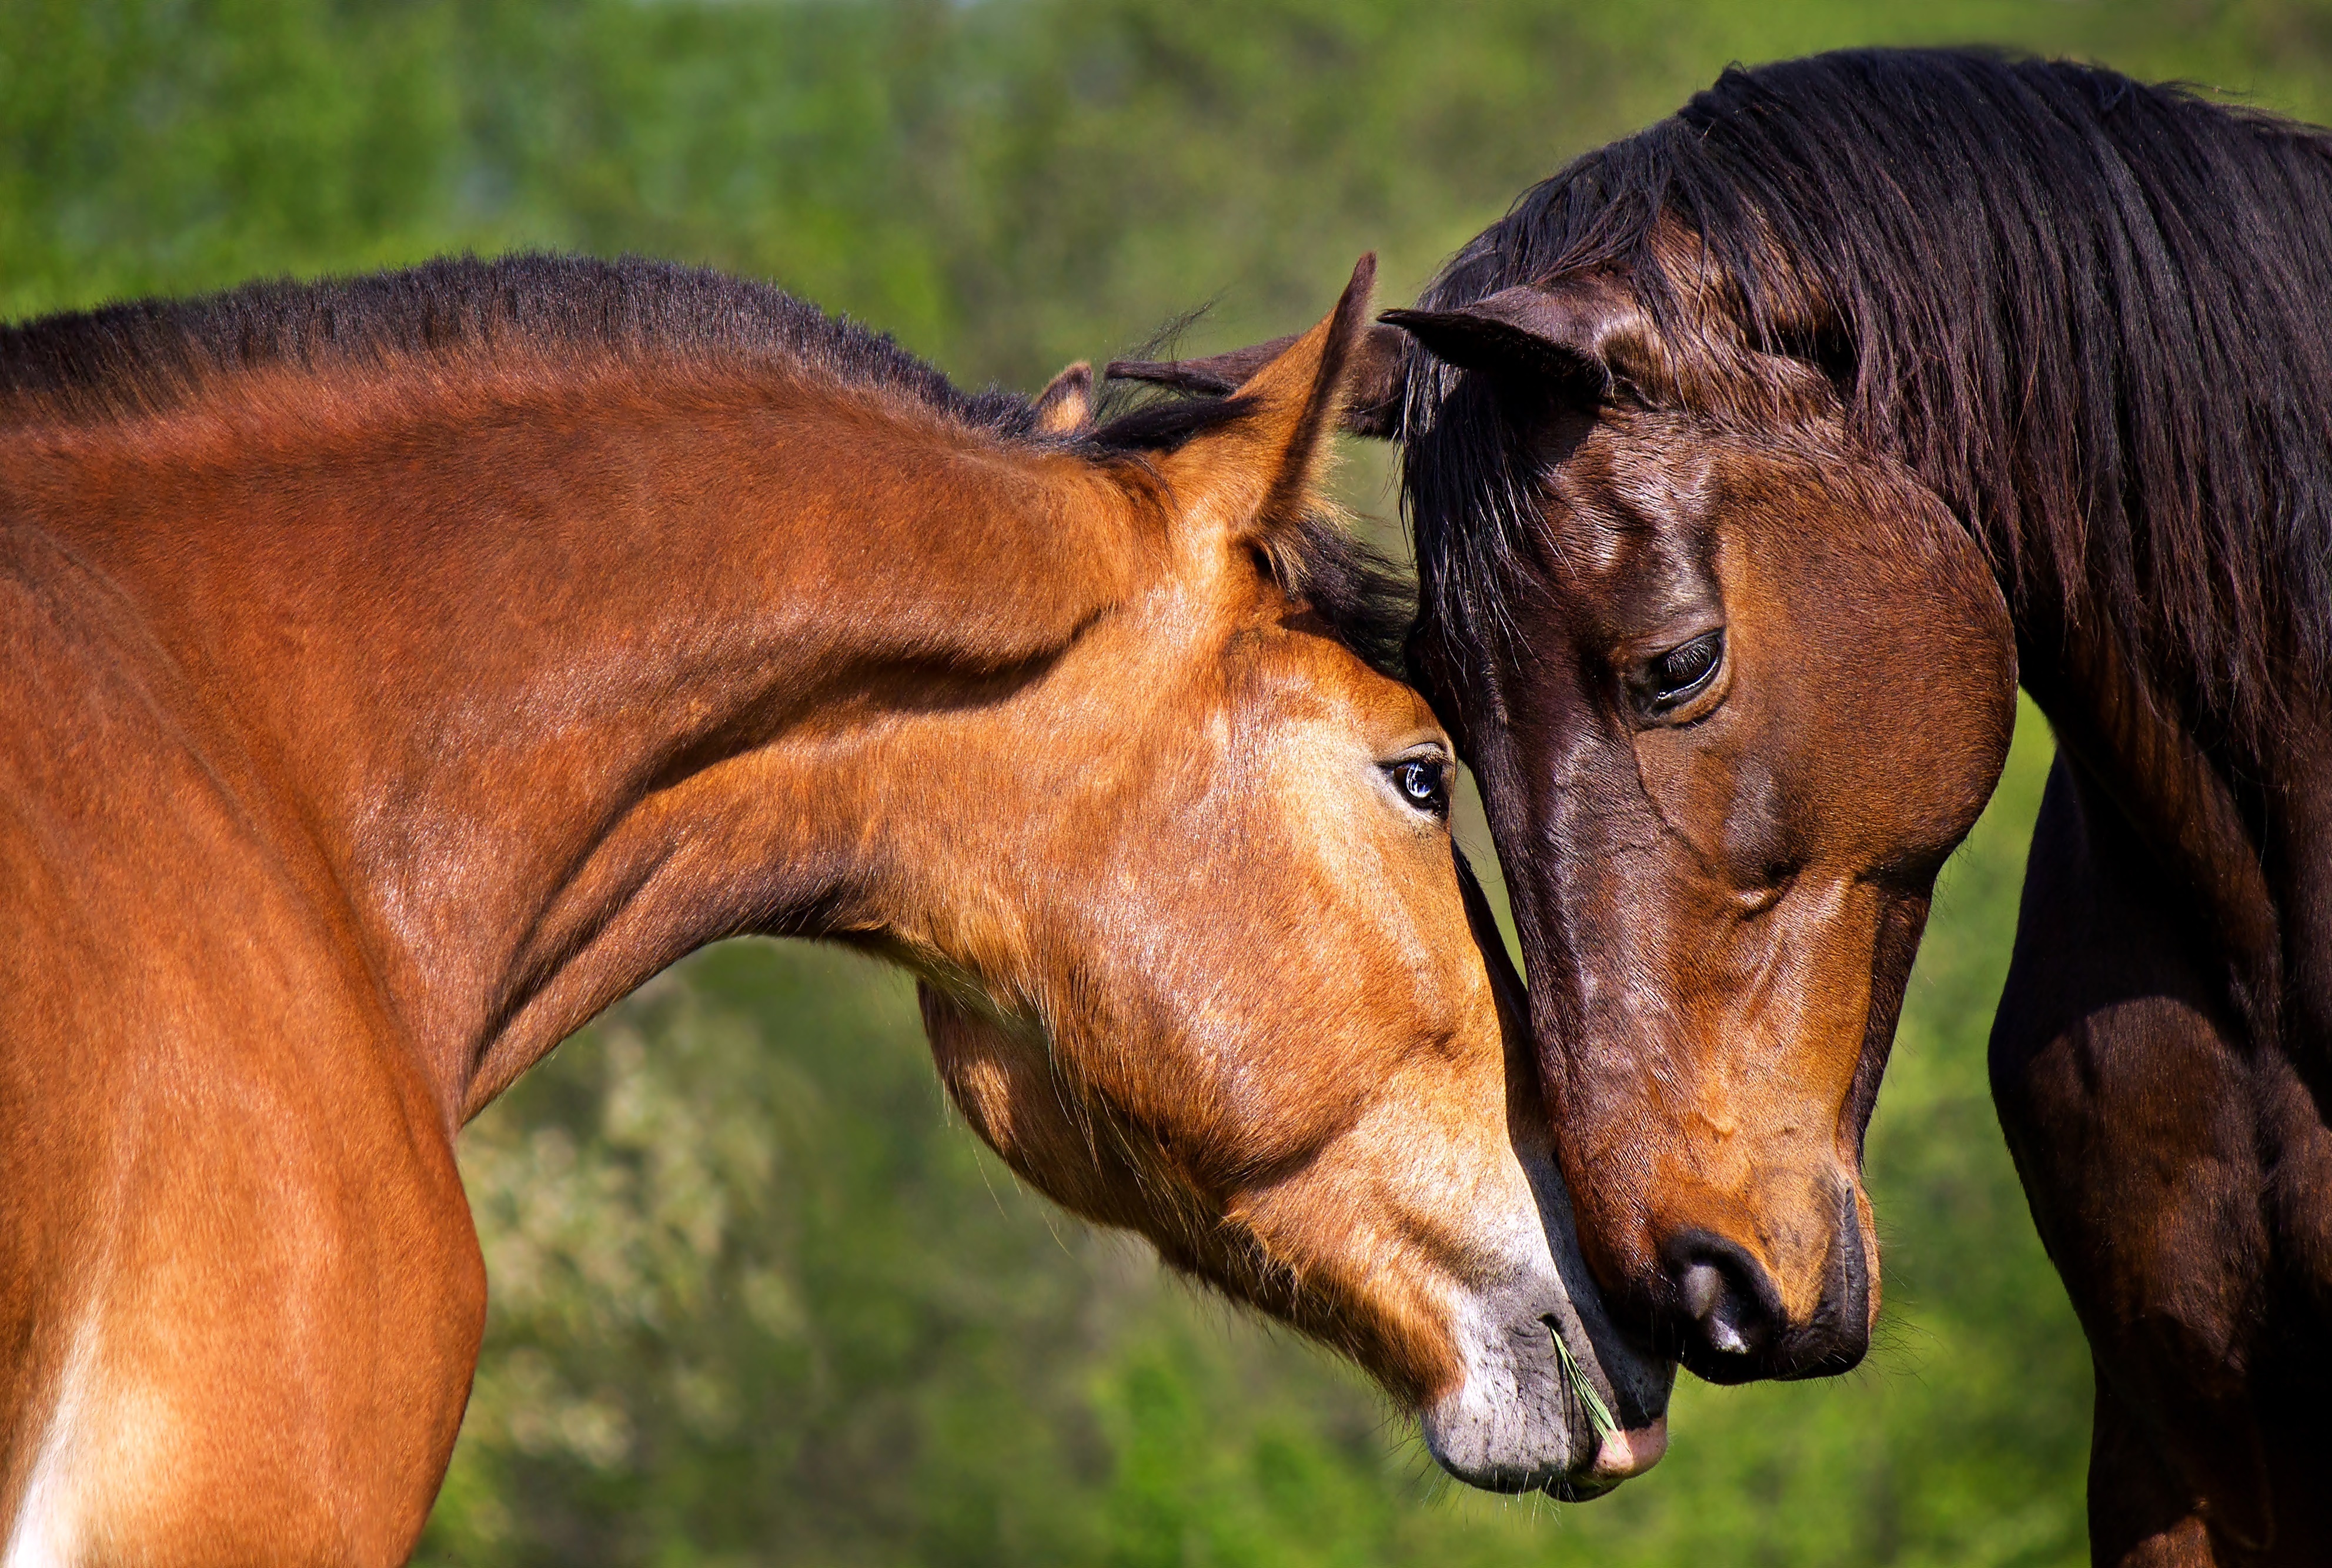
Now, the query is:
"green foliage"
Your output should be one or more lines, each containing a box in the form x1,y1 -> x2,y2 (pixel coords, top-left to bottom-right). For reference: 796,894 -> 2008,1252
9,4 -> 2328,1562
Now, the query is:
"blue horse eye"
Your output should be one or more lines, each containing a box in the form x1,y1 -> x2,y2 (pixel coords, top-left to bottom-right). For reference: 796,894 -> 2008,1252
1392,759 -> 1450,816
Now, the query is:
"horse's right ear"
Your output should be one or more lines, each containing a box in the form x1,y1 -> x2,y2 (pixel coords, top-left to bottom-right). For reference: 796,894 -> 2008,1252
1107,320 -> 1407,438
1381,274 -> 1657,402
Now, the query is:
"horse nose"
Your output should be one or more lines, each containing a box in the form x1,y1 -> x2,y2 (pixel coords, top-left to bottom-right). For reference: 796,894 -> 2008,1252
1662,1187 -> 1873,1382
1664,1232 -> 1785,1380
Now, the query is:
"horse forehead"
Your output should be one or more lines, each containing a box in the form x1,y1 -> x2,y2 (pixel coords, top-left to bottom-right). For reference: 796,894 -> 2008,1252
1218,618 -> 1425,728
1537,415 -> 1720,567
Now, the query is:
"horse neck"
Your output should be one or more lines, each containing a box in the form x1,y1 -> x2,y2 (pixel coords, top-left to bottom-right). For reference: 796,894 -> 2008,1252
2011,566 -> 2290,1046
11,355 -> 1138,1121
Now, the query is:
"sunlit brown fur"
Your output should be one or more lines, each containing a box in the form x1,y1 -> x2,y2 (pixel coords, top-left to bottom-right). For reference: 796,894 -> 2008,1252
1481,389 -> 2012,1375
0,258 -> 1663,1564
1106,248 -> 2009,1380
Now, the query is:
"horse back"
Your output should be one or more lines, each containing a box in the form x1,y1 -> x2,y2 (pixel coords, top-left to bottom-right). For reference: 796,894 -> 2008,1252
0,522 -> 482,1566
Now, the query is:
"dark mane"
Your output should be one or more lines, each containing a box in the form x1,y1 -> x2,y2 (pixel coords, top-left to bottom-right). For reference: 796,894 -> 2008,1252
0,252 -> 1040,435
1095,387 -> 1415,678
1271,512 -> 1414,681
1405,48 -> 2332,740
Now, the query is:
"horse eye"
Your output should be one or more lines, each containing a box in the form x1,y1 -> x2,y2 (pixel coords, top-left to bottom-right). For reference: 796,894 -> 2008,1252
1388,757 -> 1451,817
1645,630 -> 1725,710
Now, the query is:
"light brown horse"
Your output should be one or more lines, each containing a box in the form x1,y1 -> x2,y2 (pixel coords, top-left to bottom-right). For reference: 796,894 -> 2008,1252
0,253 -> 1668,1566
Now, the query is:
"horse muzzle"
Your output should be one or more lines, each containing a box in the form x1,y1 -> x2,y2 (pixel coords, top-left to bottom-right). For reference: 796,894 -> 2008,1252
1659,1181 -> 1875,1383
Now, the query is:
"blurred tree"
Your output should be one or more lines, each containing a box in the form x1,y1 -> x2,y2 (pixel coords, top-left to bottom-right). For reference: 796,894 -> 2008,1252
8,3 -> 2331,1562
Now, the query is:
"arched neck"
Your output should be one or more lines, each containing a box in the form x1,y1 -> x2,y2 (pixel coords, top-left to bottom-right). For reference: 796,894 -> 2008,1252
2014,596 -> 2284,1050
13,361 -> 1135,1124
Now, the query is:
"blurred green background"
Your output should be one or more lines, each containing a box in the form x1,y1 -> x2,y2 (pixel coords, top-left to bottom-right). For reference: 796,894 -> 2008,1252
9,3 -> 2331,1563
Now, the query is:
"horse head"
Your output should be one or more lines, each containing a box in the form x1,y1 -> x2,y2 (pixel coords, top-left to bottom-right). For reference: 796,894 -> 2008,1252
918,258 -> 1671,1489
1119,240 -> 2016,1382
1383,250 -> 2016,1381
0,249 -> 1674,1561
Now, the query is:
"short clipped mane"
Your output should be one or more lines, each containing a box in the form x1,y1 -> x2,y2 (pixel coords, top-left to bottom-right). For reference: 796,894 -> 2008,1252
1405,48 -> 2332,741
0,253 -> 1040,436
1,253 -> 1413,673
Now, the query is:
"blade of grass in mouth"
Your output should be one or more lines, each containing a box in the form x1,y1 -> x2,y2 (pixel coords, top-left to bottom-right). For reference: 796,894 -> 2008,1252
1549,1325 -> 1618,1445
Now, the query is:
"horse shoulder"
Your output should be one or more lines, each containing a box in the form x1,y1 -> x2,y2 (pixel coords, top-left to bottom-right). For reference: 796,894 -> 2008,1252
1990,757 -> 2282,1557
0,530 -> 481,1567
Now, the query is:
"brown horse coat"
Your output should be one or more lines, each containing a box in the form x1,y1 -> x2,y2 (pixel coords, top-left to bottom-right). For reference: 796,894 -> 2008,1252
1376,52 -> 2332,1568
1121,47 -> 2332,1567
0,254 -> 1666,1565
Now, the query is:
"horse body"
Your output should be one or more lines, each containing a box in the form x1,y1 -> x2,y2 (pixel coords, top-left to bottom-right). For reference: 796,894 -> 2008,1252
1996,757 -> 2332,1564
0,256 -> 1667,1564
1112,49 -> 2332,1566
3,433 -> 487,1562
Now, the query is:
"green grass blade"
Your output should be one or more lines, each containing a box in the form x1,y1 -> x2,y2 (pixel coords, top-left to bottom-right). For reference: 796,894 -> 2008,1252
1549,1326 -> 1619,1445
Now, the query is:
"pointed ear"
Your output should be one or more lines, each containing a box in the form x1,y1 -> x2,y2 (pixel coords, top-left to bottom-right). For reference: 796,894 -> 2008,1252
1142,254 -> 1379,546
1106,335 -> 1297,398
1382,274 -> 1658,402
1031,360 -> 1093,434
1106,322 -> 1406,437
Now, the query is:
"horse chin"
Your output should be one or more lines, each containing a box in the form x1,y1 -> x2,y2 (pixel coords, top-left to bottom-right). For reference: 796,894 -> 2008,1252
1416,1273 -> 1675,1497
1417,1349 -> 1671,1497
1404,1059 -> 1679,1496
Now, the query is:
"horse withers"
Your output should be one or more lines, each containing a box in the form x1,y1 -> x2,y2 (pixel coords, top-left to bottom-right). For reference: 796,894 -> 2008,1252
0,254 -> 1668,1565
1122,48 -> 2332,1566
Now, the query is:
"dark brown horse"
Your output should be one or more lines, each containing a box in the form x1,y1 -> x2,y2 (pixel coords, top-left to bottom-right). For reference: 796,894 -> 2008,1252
0,254 -> 1668,1565
1118,47 -> 2332,1567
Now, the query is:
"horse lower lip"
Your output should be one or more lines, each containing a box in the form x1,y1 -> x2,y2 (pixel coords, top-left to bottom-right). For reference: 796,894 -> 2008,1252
1587,1417 -> 1669,1482
1549,1475 -> 1619,1501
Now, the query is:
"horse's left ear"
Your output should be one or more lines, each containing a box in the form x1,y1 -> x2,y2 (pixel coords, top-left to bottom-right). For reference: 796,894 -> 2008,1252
1140,253 -> 1379,547
1382,274 -> 1658,403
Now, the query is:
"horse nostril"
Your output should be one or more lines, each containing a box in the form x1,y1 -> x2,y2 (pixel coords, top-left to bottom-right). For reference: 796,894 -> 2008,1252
1679,1261 -> 1751,1354
1663,1233 -> 1783,1372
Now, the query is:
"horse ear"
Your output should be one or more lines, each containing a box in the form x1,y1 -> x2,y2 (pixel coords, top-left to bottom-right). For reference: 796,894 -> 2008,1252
1031,360 -> 1093,434
1382,275 -> 1655,401
1106,320 -> 1406,437
1107,335 -> 1296,399
1144,253 -> 1381,546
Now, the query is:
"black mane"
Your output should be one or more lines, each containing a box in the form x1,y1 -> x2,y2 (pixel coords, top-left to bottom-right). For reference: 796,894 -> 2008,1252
1271,512 -> 1414,682
1406,48 -> 2332,739
0,253 -> 1040,435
